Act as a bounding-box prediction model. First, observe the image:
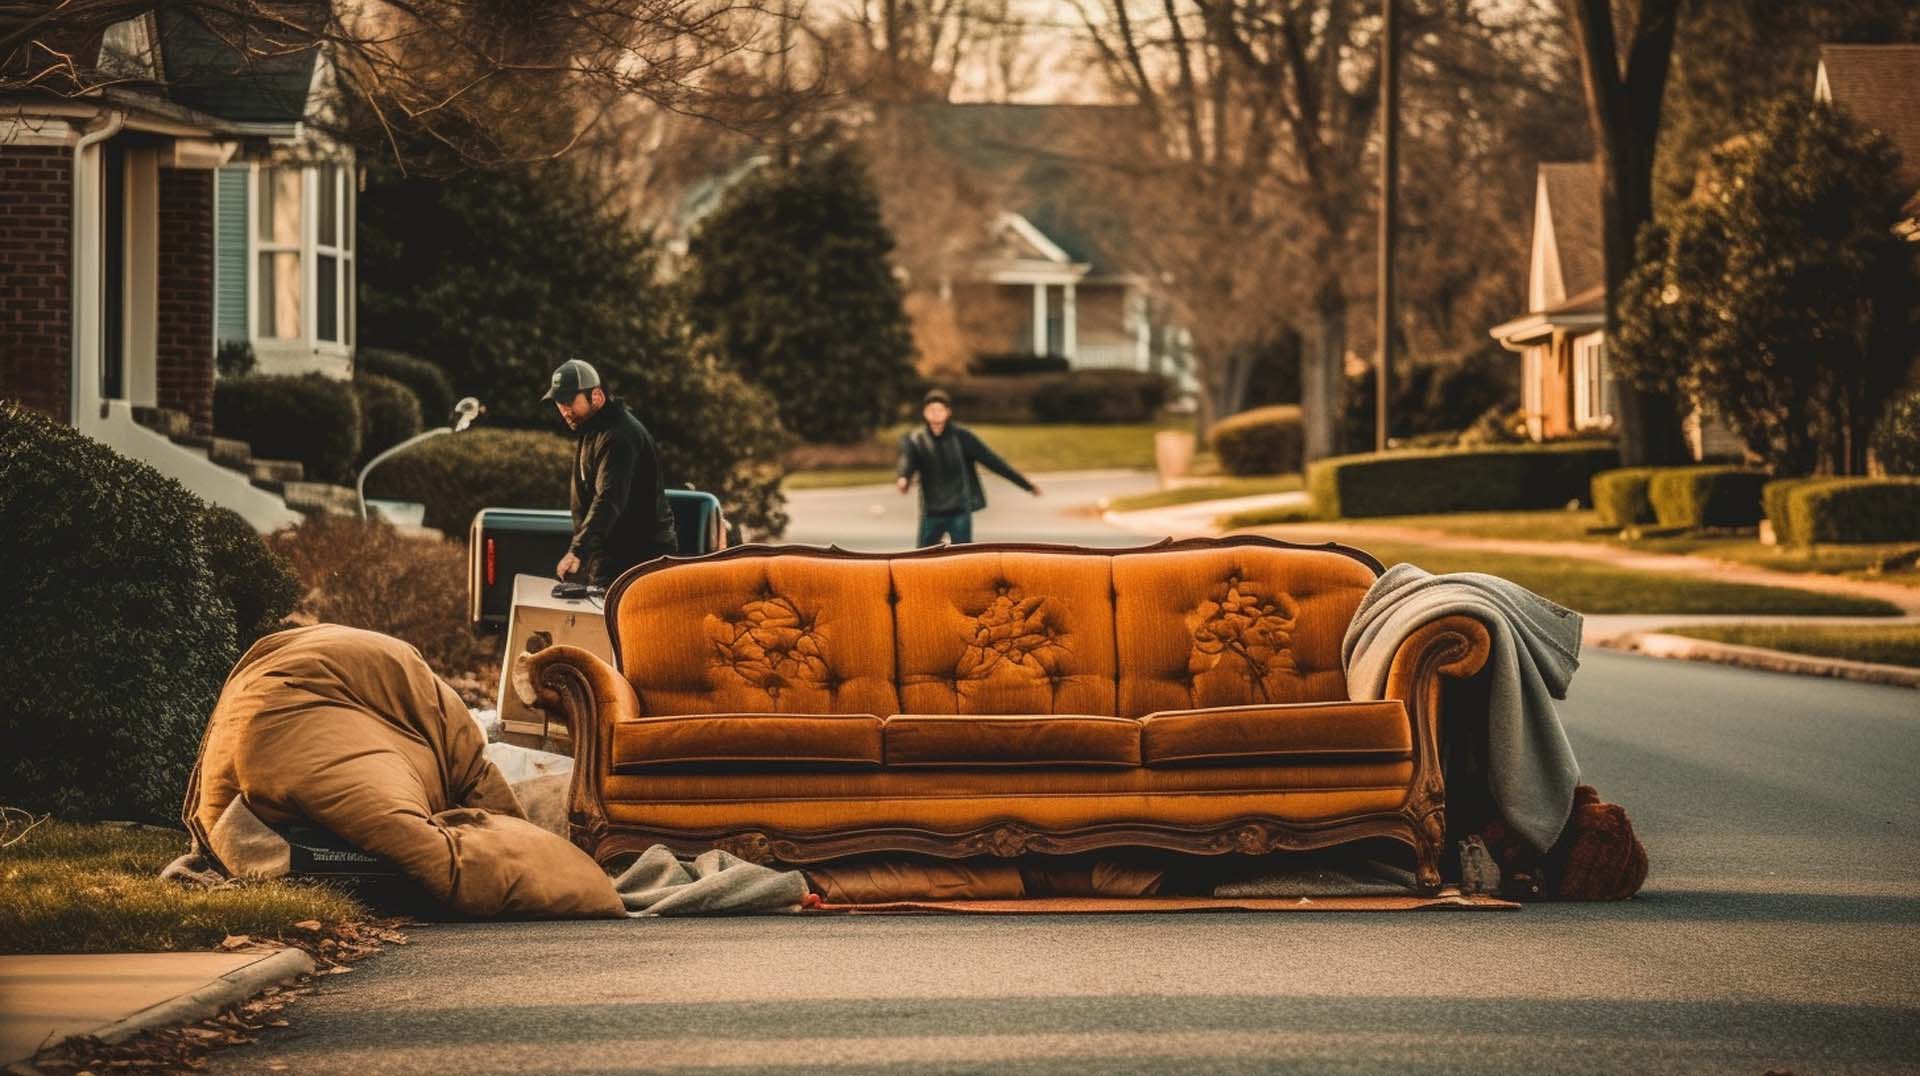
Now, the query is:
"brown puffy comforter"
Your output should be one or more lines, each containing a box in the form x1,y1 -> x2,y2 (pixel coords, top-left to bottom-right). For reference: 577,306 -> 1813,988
183,624 -> 623,918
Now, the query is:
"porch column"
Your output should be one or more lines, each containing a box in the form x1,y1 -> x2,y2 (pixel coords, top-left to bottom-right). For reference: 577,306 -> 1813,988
1032,282 -> 1047,355
1132,290 -> 1150,370
1062,282 -> 1077,362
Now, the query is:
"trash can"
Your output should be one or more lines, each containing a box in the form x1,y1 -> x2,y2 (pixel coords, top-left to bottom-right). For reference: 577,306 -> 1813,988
1154,429 -> 1197,488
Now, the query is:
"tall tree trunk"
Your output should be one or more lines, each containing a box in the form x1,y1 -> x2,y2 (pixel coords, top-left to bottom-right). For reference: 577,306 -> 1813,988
1304,281 -> 1347,462
1567,0 -> 1688,466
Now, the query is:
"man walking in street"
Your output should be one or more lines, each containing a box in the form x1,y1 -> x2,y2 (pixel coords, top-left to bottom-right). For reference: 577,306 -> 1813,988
896,388 -> 1041,547
543,359 -> 678,587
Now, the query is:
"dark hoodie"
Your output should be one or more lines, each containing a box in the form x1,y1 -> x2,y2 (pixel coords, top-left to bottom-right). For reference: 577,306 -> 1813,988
896,421 -> 1034,516
569,397 -> 677,586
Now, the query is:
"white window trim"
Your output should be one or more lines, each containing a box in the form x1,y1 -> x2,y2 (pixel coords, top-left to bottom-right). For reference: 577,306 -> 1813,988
244,159 -> 354,360
1572,331 -> 1611,430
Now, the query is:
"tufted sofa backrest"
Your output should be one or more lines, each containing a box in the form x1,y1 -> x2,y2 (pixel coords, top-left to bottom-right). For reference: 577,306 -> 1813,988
607,540 -> 1379,718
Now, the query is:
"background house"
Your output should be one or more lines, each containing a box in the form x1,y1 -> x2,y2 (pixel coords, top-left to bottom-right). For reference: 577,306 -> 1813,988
907,103 -> 1192,391
0,10 -> 354,528
1815,44 -> 1920,241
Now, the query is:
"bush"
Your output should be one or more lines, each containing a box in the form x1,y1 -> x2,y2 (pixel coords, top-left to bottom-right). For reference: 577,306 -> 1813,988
214,374 -> 362,484
357,348 -> 456,423
1460,404 -> 1529,446
362,428 -> 570,535
971,353 -> 1071,376
1209,405 -> 1305,476
216,340 -> 255,379
0,402 -> 238,823
1873,387 -> 1920,476
1773,477 -> 1920,546
1308,442 -> 1619,519
1343,348 -> 1518,451
1763,477 -> 1825,545
354,373 -> 424,466
1646,466 -> 1769,529
947,371 -> 1169,424
267,515 -> 499,705
199,505 -> 298,648
1591,468 -> 1659,530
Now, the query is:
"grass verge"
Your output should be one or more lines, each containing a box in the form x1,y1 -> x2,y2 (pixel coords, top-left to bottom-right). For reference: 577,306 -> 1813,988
0,816 -> 365,954
1334,539 -> 1904,616
1105,474 -> 1303,512
1660,624 -> 1920,669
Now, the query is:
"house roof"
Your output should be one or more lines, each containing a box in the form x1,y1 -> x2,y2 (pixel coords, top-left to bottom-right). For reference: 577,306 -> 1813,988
1488,284 -> 1605,345
1817,44 -> 1920,196
907,102 -> 1155,277
154,8 -> 322,125
1540,161 -> 1603,300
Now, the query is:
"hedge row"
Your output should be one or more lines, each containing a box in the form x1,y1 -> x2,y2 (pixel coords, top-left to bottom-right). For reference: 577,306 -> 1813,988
0,402 -> 296,823
363,428 -> 572,534
943,371 -> 1170,424
357,348 -> 456,422
1308,442 -> 1620,519
1209,405 -> 1304,476
354,372 -> 424,466
1765,476 -> 1920,546
215,374 -> 363,484
1591,467 -> 1657,529
1647,466 -> 1768,529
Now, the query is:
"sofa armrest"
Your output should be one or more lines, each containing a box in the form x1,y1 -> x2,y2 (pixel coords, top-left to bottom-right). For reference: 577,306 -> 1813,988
520,645 -> 638,854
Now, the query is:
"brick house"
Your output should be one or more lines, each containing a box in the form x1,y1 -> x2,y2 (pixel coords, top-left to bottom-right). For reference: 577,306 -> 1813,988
1,10 -> 355,528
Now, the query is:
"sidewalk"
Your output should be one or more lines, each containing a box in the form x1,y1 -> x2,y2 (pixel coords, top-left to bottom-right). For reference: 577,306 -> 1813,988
1,948 -> 314,1070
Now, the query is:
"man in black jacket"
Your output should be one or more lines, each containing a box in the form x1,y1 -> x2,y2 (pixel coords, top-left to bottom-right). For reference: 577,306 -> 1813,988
542,360 -> 678,587
896,388 -> 1041,547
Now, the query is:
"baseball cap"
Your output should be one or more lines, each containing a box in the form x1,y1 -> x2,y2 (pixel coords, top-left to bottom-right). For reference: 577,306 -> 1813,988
541,359 -> 602,403
923,388 -> 952,407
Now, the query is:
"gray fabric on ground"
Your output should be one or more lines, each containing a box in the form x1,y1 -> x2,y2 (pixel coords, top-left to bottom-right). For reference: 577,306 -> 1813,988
611,845 -> 810,917
1212,856 -> 1418,898
1343,562 -> 1584,852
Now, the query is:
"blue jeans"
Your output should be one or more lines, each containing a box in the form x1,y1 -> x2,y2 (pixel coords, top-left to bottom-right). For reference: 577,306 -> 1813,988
916,510 -> 973,548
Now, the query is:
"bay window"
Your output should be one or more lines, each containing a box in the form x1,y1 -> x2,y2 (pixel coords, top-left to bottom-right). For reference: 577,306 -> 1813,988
222,157 -> 354,363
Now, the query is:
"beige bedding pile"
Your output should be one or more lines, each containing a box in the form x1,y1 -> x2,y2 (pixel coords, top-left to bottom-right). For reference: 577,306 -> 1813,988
181,624 -> 623,919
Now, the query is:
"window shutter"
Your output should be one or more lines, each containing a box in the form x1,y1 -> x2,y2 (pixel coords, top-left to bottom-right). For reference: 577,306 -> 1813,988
214,166 -> 249,348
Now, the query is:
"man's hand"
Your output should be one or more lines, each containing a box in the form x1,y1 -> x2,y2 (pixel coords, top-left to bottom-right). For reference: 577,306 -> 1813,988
556,552 -> 582,580
1029,484 -> 1043,497
896,476 -> 910,494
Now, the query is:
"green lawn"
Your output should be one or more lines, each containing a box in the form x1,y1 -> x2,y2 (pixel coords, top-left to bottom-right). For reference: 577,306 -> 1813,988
1311,538 -> 1903,616
1105,474 -> 1303,512
0,818 -> 364,954
784,421 -> 1189,489
1663,624 -> 1920,668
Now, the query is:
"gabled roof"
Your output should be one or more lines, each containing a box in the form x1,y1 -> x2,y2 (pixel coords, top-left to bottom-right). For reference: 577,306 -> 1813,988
1816,44 -> 1920,195
1539,161 -> 1603,300
907,102 -> 1155,276
155,8 -> 323,125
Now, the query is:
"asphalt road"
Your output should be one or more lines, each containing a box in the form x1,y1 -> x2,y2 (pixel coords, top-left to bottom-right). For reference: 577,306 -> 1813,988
782,471 -> 1161,551
205,480 -> 1920,1075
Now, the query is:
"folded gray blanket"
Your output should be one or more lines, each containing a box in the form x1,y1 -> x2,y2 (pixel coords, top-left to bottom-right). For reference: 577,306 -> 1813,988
611,845 -> 810,917
1342,562 -> 1583,851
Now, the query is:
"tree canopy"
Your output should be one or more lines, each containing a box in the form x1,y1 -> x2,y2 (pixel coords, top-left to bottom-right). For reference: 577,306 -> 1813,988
1614,99 -> 1917,476
683,146 -> 917,444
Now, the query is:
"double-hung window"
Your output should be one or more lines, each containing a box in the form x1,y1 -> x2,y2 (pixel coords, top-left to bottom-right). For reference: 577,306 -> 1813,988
1572,332 -> 1611,429
219,158 -> 355,362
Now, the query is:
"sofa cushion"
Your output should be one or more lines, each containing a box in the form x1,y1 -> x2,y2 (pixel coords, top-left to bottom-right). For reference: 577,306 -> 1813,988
611,713 -> 884,771
892,551 -> 1117,716
885,714 -> 1141,768
1113,546 -> 1376,717
613,555 -> 899,717
1141,700 -> 1411,767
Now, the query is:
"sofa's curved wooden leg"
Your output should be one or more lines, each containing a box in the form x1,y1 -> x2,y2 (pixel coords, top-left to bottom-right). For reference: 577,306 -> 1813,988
1410,805 -> 1446,896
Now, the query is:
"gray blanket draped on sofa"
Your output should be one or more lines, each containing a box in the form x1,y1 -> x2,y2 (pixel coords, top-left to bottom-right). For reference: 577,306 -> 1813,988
1342,562 -> 1584,852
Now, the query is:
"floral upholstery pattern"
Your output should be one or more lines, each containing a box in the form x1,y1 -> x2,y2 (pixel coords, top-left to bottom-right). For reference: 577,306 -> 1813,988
958,585 -> 1072,683
705,592 -> 832,702
1185,578 -> 1301,703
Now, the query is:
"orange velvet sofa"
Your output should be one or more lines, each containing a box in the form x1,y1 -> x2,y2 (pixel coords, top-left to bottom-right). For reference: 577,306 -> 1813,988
527,536 -> 1493,892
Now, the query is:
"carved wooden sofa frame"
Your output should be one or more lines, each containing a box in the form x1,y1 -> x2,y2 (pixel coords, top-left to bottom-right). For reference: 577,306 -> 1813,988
528,536 -> 1493,893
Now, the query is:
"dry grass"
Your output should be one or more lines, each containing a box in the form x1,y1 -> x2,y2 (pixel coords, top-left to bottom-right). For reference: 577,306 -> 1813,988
267,515 -> 501,706
0,815 -> 365,954
1663,624 -> 1920,669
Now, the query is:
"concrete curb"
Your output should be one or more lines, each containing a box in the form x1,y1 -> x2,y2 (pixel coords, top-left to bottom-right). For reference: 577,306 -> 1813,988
1602,631 -> 1920,689
76,947 -> 315,1051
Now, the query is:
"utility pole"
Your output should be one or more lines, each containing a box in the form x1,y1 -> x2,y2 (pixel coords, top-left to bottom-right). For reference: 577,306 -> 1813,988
1375,0 -> 1400,453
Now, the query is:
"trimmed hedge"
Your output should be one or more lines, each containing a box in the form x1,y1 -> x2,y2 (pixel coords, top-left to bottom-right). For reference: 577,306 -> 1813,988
1209,405 -> 1305,476
354,373 -> 424,466
1308,442 -> 1620,519
1591,467 -> 1659,529
214,374 -> 362,484
199,505 -> 299,648
357,348 -> 456,423
0,402 -> 240,823
1771,477 -> 1920,546
1646,466 -> 1769,529
363,428 -> 571,534
947,371 -> 1169,424
1763,477 -> 1824,544
971,353 -> 1071,376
